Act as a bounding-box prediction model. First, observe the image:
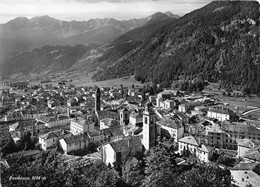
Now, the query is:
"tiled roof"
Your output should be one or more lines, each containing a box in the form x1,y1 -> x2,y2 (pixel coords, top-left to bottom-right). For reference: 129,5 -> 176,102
97,110 -> 119,120
71,119 -> 86,126
100,118 -> 120,127
232,162 -> 259,171
237,139 -> 260,148
109,136 -> 142,153
179,136 -> 199,146
156,117 -> 182,129
244,146 -> 260,162
35,121 -> 45,126
39,129 -> 66,140
222,122 -> 260,134
102,125 -> 124,137
208,106 -> 234,115
63,133 -> 89,144
199,144 -> 214,153
16,120 -> 37,129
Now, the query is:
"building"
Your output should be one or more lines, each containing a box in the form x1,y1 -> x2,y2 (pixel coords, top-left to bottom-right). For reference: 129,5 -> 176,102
179,136 -> 200,156
231,162 -> 260,187
39,129 -> 71,151
178,136 -> 214,162
142,102 -> 156,150
237,139 -> 260,157
196,144 -> 214,162
191,106 -> 208,116
37,115 -> 71,128
102,136 -> 142,166
156,117 -> 184,142
207,106 -> 238,122
59,133 -> 90,154
243,146 -> 260,163
164,100 -> 176,110
100,118 -> 120,130
95,87 -> 101,113
119,108 -> 130,126
70,118 -> 95,135
53,106 -> 67,115
96,110 -> 120,126
129,110 -> 143,126
178,104 -> 189,113
9,120 -> 36,135
222,122 -> 260,149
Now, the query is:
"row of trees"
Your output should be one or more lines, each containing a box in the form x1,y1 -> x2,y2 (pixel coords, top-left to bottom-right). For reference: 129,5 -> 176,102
2,139 -> 233,187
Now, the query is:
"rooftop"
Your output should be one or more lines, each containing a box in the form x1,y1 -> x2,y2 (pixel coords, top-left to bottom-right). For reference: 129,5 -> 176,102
156,117 -> 182,129
179,136 -> 199,146
109,136 -> 142,153
63,133 -> 89,144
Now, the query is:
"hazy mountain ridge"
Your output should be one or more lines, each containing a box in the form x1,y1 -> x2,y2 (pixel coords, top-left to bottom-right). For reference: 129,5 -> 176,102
0,12 -> 178,77
0,15 -> 149,56
93,1 -> 260,94
0,45 -> 96,77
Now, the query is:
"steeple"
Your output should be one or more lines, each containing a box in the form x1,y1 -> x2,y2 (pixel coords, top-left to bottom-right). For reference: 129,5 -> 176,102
142,102 -> 156,150
95,87 -> 101,113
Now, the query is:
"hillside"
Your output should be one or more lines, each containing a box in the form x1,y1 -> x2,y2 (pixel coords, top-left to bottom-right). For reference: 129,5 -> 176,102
93,1 -> 260,94
0,15 -> 148,56
0,12 -> 179,78
0,45 -> 96,77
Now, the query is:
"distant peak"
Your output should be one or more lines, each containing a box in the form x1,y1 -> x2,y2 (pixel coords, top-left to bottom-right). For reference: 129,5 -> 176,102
6,17 -> 30,25
30,15 -> 57,22
164,11 -> 180,19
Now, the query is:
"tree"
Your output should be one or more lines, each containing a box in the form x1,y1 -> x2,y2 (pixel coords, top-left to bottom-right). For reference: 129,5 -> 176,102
142,140 -> 178,187
123,157 -> 145,187
242,86 -> 251,95
95,168 -> 125,187
175,163 -> 232,187
216,154 -> 236,167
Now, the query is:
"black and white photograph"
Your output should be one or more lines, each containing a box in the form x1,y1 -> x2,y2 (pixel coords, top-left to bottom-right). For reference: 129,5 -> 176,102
0,0 -> 259,186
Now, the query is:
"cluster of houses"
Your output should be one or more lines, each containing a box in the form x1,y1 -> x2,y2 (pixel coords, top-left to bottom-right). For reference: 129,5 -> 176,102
1,81 -> 260,186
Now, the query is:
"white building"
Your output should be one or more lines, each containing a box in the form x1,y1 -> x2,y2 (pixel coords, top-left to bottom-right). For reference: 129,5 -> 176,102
102,136 -> 142,166
156,117 -> 184,142
207,106 -> 238,122
37,115 -> 71,128
237,139 -> 260,157
39,129 -> 71,151
70,118 -> 95,135
59,133 -> 90,154
178,135 -> 214,163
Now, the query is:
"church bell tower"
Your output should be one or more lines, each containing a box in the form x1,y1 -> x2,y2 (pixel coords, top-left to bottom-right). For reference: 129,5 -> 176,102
142,102 -> 156,150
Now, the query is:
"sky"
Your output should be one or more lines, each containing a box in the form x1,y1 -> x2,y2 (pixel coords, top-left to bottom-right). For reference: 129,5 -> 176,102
0,0 -> 212,23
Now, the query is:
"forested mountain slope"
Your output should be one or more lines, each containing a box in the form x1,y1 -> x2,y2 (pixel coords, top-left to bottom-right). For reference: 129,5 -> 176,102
94,1 -> 259,94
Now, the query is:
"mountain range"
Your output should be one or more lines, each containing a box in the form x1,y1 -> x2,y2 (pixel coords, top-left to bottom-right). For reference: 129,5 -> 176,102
0,12 -> 179,76
0,1 -> 259,94
0,13 -> 178,56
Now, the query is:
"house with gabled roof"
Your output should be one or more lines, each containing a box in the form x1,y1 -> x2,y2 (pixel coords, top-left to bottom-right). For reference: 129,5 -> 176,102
39,129 -> 71,151
100,118 -> 120,130
197,144 -> 214,162
59,133 -> 90,154
243,146 -> 260,163
178,135 -> 214,162
156,117 -> 184,142
237,139 -> 260,157
102,136 -> 142,166
231,162 -> 260,187
70,118 -> 95,135
37,114 -> 71,128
